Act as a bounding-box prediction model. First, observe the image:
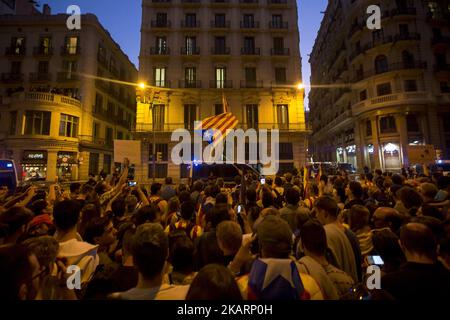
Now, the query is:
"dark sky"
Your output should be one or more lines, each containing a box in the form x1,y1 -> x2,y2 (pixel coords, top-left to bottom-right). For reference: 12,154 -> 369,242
41,0 -> 327,109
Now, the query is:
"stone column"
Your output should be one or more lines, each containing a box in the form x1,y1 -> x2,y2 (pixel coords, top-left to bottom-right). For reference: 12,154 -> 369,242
46,151 -> 58,182
354,120 -> 364,171
427,106 -> 442,149
395,114 -> 409,168
371,117 -> 382,170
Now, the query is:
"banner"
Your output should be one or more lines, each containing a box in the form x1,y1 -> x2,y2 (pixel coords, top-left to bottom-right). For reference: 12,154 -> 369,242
114,140 -> 141,165
407,144 -> 435,165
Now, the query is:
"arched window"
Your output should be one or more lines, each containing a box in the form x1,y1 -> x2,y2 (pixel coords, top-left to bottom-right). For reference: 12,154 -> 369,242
375,55 -> 389,74
402,50 -> 414,68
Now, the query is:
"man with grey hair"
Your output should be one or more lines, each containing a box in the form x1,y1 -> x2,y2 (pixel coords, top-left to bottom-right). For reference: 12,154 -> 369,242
114,223 -> 189,300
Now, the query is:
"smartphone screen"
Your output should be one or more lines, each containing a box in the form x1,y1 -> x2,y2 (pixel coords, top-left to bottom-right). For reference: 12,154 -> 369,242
260,178 -> 266,185
237,205 -> 242,213
128,181 -> 137,187
368,255 -> 384,265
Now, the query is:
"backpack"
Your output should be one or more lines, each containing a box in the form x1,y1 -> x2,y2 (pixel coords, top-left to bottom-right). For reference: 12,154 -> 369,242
273,188 -> 284,209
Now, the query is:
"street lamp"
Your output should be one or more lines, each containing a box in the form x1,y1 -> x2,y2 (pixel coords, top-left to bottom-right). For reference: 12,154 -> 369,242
296,82 -> 305,91
139,82 -> 146,90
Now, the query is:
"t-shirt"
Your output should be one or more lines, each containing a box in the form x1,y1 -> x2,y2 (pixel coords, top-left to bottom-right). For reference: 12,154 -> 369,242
119,284 -> 189,300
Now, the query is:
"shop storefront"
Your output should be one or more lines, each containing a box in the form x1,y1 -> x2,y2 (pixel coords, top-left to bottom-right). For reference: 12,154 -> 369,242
366,144 -> 375,169
21,151 -> 47,181
57,152 -> 78,181
382,142 -> 401,171
345,145 -> 357,168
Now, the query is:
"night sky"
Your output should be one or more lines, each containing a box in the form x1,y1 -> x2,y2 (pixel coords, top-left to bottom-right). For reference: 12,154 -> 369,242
40,0 -> 328,109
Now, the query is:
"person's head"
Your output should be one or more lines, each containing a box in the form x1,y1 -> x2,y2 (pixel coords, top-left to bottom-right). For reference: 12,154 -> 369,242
421,204 -> 445,221
261,189 -> 275,208
22,236 -> 59,274
217,221 -> 242,256
285,187 -> 300,206
178,191 -> 191,204
168,235 -> 194,274
234,175 -> 241,185
300,219 -> 327,257
419,183 -> 438,202
165,177 -> 173,185
150,183 -> 162,196
29,199 -> 48,217
371,228 -> 405,270
205,205 -> 230,229
437,175 -> 450,191
246,188 -> 257,203
372,207 -> 400,230
349,205 -> 371,232
391,174 -> 404,186
314,196 -> 339,225
0,207 -> 34,242
217,177 -> 224,188
284,173 -> 293,183
94,181 -> 111,196
119,222 -> 136,263
0,244 -> 40,300
168,196 -> 180,214
70,182 -> 81,194
133,205 -> 161,226
186,264 -> 242,300
131,223 -> 168,281
83,216 -> 116,248
274,176 -> 283,187
180,201 -> 196,221
366,172 -> 374,182
400,223 -> 437,262
53,200 -> 82,233
111,198 -> 126,218
257,215 -> 292,259
320,174 -> 328,184
346,181 -> 363,199
215,192 -> 228,205
125,195 -> 138,213
193,180 -> 204,192
390,184 -> 403,201
398,187 -> 423,215
375,169 -> 383,176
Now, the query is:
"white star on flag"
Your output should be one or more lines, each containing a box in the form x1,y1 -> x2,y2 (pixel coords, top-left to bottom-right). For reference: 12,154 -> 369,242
203,129 -> 214,141
259,259 -> 296,290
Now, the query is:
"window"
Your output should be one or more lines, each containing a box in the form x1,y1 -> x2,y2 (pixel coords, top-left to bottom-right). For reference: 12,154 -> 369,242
377,82 -> 392,96
185,36 -> 197,54
156,12 -> 167,25
360,90 -> 367,101
9,111 -> 17,135
62,60 -> 77,73
380,116 -> 396,133
273,37 -> 284,51
372,29 -> 384,43
245,67 -> 256,84
246,104 -> 259,129
149,143 -> 169,162
215,104 -> 224,115
11,61 -> 21,74
24,111 -> 51,135
406,115 -> 420,132
39,36 -> 52,54
103,155 -> 112,174
243,14 -> 254,27
65,36 -> 78,54
214,37 -> 226,53
89,153 -> 99,175
154,67 -> 166,87
185,13 -> 197,27
59,114 -> 79,137
244,37 -> 255,51
275,67 -> 287,84
149,164 -> 168,178
443,115 -> 450,132
184,104 -> 197,130
11,36 -> 25,53
215,67 -> 226,88
402,50 -> 414,68
105,127 -> 114,146
366,120 -> 372,137
152,104 -> 165,131
38,61 -> 49,74
276,104 -> 289,130
375,55 -> 388,74
215,13 -> 226,27
94,93 -> 103,112
279,143 -> 293,160
272,14 -> 283,27
404,80 -> 418,92
399,24 -> 409,37
93,122 -> 100,138
156,37 -> 167,54
185,67 -> 197,87
117,131 -> 123,140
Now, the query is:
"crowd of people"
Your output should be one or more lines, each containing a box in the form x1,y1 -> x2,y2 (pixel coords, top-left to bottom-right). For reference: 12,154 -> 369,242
0,161 -> 449,300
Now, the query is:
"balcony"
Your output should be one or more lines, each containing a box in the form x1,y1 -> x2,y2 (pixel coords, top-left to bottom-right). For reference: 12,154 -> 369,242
149,47 -> 171,55
57,72 -> 80,82
181,0 -> 201,4
79,135 -> 107,147
352,61 -> 427,82
29,72 -> 52,82
5,46 -> 26,56
33,46 -> 53,57
239,0 -> 259,5
180,47 -> 200,55
149,0 -> 172,5
60,46 -> 81,56
150,20 -> 172,28
115,119 -> 132,130
434,64 -> 450,72
210,20 -> 231,28
97,53 -> 109,68
179,80 -> 202,88
1,73 -> 24,83
271,48 -> 290,56
209,80 -> 233,89
181,20 -> 201,28
10,91 -> 81,108
241,47 -> 260,55
267,0 -> 288,6
388,7 -> 417,17
269,21 -> 288,29
210,0 -> 230,5
427,11 -> 450,25
211,47 -> 231,55
240,80 -> 263,88
432,36 -> 450,46
240,21 -> 260,29
154,80 -> 172,88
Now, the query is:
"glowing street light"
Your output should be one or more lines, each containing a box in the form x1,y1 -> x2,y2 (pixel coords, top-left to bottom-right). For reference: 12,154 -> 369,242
139,82 -> 146,89
296,83 -> 305,91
